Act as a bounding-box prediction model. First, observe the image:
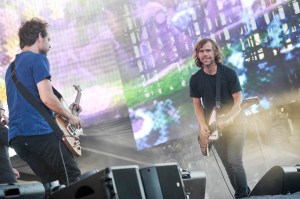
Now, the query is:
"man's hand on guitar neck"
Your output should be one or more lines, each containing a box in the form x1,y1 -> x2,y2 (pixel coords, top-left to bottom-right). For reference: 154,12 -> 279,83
68,102 -> 83,129
217,115 -> 233,129
69,102 -> 82,116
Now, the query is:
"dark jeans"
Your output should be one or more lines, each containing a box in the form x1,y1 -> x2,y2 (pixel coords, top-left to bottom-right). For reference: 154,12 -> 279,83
10,132 -> 81,185
214,121 -> 250,198
0,124 -> 16,184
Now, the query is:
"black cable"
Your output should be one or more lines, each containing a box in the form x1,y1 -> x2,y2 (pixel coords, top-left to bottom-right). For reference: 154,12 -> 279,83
211,146 -> 235,199
58,139 -> 69,186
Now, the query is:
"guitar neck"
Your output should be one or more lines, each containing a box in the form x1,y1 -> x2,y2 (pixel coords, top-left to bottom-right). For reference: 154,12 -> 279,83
74,92 -> 81,105
225,105 -> 241,121
72,85 -> 82,116
223,97 -> 260,121
72,97 -> 81,116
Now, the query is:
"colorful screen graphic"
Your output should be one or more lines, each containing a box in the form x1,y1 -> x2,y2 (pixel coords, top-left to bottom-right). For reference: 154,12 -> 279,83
0,0 -> 299,150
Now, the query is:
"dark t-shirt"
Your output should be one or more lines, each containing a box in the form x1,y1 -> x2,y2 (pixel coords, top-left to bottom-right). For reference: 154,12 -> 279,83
189,64 -> 242,120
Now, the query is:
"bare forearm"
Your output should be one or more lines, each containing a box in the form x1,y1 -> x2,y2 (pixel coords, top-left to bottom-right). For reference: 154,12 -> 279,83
38,79 -> 83,128
37,79 -> 72,120
192,98 -> 206,127
227,91 -> 243,121
43,95 -> 72,119
195,105 -> 206,127
192,98 -> 211,137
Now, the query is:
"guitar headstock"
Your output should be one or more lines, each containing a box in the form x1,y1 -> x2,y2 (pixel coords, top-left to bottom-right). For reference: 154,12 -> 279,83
242,96 -> 260,109
73,85 -> 82,93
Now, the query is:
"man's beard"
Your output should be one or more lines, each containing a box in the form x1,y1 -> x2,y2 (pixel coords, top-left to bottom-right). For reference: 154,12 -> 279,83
202,59 -> 214,67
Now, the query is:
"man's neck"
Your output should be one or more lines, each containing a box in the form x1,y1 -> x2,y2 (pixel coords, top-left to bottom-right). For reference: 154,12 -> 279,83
203,63 -> 218,75
22,45 -> 38,54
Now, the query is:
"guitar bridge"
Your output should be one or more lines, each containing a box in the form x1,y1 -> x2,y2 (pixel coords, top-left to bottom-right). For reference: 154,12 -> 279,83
67,124 -> 83,137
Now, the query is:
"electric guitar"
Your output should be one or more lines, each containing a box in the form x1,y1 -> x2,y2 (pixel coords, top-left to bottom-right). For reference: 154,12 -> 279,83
198,96 -> 260,157
55,85 -> 84,157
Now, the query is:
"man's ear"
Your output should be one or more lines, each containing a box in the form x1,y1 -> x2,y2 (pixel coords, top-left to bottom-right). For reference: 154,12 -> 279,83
37,33 -> 41,42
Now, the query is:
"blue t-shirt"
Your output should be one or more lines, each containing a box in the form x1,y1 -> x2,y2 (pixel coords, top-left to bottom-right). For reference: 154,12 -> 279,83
5,51 -> 54,142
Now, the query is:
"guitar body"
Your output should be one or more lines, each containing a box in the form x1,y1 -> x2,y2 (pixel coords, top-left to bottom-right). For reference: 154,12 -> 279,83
55,85 -> 83,157
198,97 -> 260,157
198,133 -> 211,157
198,107 -> 218,157
208,107 -> 219,141
55,115 -> 82,157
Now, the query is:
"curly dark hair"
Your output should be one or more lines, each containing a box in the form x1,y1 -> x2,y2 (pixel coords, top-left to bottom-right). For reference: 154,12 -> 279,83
18,18 -> 48,49
193,38 -> 223,68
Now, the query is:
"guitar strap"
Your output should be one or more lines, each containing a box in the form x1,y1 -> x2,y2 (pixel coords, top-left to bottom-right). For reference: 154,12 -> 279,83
215,64 -> 223,137
216,64 -> 223,109
10,60 -> 64,138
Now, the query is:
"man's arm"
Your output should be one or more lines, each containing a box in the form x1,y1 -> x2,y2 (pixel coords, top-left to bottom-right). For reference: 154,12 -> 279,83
192,98 -> 210,138
37,79 -> 83,128
218,91 -> 243,128
228,91 -> 243,121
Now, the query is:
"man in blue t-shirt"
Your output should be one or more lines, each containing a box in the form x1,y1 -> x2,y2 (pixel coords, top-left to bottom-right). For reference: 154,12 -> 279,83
189,38 -> 250,198
5,18 -> 82,192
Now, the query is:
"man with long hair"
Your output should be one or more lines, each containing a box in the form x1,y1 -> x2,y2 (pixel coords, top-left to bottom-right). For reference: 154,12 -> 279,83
5,18 -> 82,193
189,38 -> 250,198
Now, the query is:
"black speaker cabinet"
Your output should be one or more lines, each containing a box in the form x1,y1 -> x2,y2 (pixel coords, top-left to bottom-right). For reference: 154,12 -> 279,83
102,165 -> 146,199
0,182 -> 45,199
250,165 -> 300,196
182,171 -> 206,199
51,165 -> 145,199
51,171 -> 107,199
139,163 -> 186,199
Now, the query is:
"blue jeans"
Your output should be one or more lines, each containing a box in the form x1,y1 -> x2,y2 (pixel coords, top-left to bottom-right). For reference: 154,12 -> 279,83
10,132 -> 81,185
213,121 -> 250,198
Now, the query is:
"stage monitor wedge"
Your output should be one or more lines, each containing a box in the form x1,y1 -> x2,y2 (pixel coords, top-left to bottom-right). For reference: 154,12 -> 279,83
0,182 -> 45,199
140,162 -> 186,199
51,165 -> 146,199
51,171 -> 107,199
182,170 -> 206,199
102,165 -> 146,199
250,165 -> 300,196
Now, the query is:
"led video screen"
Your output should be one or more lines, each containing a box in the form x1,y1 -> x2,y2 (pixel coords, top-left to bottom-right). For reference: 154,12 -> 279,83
0,0 -> 299,150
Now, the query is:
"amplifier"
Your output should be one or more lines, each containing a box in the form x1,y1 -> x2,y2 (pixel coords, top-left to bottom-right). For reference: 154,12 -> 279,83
0,181 -> 45,199
99,165 -> 146,199
51,165 -> 146,199
140,163 -> 186,199
182,170 -> 206,199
